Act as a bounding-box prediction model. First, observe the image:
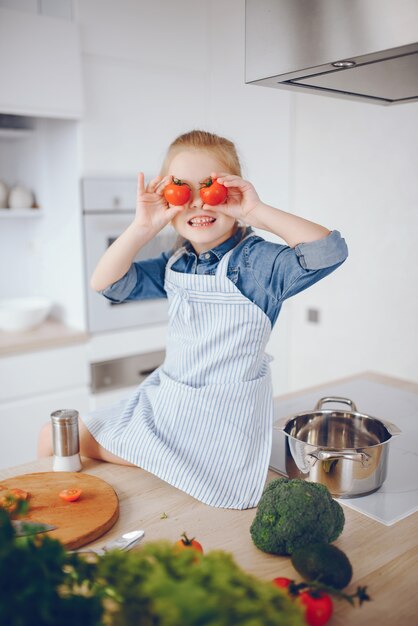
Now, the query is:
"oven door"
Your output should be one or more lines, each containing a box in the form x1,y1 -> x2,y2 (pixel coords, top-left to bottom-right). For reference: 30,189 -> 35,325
83,213 -> 177,333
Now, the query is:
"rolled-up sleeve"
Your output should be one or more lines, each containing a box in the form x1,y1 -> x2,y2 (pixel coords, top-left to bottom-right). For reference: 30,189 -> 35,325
100,265 -> 138,303
240,230 -> 348,323
294,230 -> 348,270
100,251 -> 170,303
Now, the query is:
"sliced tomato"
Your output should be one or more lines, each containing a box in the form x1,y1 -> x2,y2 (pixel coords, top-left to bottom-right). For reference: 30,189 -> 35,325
59,488 -> 82,502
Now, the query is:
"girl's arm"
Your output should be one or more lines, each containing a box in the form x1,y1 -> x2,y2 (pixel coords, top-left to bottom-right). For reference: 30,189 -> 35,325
241,202 -> 329,247
214,173 -> 330,247
90,173 -> 181,292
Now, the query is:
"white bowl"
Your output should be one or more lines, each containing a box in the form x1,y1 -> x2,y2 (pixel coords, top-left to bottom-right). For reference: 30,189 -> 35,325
0,297 -> 53,332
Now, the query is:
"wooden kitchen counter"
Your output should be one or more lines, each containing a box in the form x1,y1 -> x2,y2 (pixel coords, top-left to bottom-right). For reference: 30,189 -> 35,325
1,372 -> 417,625
0,319 -> 89,356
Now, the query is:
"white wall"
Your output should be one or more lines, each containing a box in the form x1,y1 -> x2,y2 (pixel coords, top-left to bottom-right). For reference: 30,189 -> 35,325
77,0 -> 211,176
287,93 -> 418,388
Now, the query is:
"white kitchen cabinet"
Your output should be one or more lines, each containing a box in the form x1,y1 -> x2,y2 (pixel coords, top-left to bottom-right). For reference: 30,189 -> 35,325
0,343 -> 89,468
0,343 -> 88,403
0,7 -> 83,119
0,386 -> 89,469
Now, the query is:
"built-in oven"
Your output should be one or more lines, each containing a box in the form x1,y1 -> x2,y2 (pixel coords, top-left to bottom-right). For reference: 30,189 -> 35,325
82,178 -> 177,333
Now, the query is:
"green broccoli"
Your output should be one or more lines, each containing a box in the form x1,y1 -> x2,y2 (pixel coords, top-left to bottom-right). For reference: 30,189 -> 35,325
250,478 -> 345,555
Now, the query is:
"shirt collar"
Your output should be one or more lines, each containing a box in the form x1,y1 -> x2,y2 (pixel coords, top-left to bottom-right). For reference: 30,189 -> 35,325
183,226 -> 252,261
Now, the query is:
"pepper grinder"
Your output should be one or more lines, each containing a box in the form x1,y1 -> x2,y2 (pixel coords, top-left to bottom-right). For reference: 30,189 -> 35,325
50,409 -> 82,472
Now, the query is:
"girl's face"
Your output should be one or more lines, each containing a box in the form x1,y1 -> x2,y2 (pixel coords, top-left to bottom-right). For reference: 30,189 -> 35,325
167,150 -> 237,254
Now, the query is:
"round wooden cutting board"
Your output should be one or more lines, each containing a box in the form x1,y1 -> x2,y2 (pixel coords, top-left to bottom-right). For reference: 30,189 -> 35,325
0,472 -> 119,549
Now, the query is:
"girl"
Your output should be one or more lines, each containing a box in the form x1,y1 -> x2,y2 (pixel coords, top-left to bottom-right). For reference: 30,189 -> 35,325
38,130 -> 348,509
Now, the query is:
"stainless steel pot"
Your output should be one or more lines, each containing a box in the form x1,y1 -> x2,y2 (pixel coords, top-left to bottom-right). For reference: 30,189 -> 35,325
275,397 -> 401,498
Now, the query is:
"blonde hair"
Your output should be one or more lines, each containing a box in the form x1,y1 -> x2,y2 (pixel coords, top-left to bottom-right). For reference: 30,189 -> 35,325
160,129 -> 242,177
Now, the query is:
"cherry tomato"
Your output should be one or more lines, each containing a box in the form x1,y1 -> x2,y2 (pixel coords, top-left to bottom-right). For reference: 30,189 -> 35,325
298,591 -> 333,626
0,487 -> 29,513
164,177 -> 191,206
199,177 -> 227,206
59,488 -> 82,502
272,577 -> 293,590
8,488 -> 29,500
174,532 -> 204,554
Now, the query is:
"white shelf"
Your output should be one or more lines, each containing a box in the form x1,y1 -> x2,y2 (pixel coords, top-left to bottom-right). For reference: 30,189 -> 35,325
0,208 -> 42,218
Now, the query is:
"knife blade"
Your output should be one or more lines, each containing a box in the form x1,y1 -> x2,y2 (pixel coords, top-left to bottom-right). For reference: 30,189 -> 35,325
75,529 -> 145,556
12,520 -> 57,537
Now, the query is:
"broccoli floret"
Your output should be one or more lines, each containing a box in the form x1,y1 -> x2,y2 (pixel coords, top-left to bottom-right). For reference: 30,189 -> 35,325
250,478 -> 345,556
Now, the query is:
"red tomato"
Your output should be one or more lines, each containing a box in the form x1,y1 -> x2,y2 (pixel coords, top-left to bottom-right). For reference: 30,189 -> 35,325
59,488 -> 82,502
175,532 -> 204,554
272,577 -> 293,590
164,177 -> 191,206
199,177 -> 227,206
0,487 -> 29,513
8,488 -> 29,500
298,591 -> 333,626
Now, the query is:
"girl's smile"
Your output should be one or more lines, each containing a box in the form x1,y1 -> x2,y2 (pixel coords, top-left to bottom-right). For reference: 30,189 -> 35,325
167,150 -> 236,253
187,213 -> 217,227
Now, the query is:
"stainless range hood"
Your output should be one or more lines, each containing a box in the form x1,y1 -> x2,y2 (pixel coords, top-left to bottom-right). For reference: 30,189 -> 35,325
245,0 -> 418,105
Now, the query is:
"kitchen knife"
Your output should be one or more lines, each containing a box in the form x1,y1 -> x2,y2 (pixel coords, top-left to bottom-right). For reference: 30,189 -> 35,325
76,529 -> 145,556
12,520 -> 57,537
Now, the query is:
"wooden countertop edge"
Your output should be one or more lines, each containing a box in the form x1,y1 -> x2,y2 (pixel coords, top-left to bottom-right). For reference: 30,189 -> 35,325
0,320 -> 90,357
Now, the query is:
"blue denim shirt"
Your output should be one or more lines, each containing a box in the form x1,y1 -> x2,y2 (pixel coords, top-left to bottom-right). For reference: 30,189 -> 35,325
101,228 -> 348,326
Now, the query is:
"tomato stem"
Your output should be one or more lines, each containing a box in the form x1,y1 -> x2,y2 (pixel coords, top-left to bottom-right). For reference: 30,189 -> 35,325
200,177 -> 213,188
285,579 -> 371,607
172,177 -> 190,188
180,532 -> 195,546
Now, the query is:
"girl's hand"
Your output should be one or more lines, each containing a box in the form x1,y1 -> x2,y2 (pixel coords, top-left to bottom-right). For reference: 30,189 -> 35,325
134,172 -> 184,232
209,172 -> 262,224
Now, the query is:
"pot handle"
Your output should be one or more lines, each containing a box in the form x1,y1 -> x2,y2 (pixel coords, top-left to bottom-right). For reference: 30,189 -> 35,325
314,397 -> 358,412
307,449 -> 370,466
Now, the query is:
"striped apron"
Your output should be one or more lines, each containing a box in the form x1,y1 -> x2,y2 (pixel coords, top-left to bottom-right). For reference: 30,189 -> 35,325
83,240 -> 274,509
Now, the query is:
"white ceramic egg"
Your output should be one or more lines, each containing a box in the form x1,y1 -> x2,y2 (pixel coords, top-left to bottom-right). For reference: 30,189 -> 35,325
8,185 -> 35,209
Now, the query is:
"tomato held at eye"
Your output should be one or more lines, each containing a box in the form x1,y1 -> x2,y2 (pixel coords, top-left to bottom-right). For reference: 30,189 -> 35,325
298,591 -> 333,626
59,488 -> 82,502
164,177 -> 191,206
199,177 -> 227,206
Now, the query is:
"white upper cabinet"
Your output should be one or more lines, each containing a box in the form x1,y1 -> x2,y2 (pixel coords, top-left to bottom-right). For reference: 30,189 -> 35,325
0,6 -> 83,119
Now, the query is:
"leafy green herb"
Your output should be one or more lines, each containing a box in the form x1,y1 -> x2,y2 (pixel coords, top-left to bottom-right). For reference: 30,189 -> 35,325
0,507 -> 304,625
